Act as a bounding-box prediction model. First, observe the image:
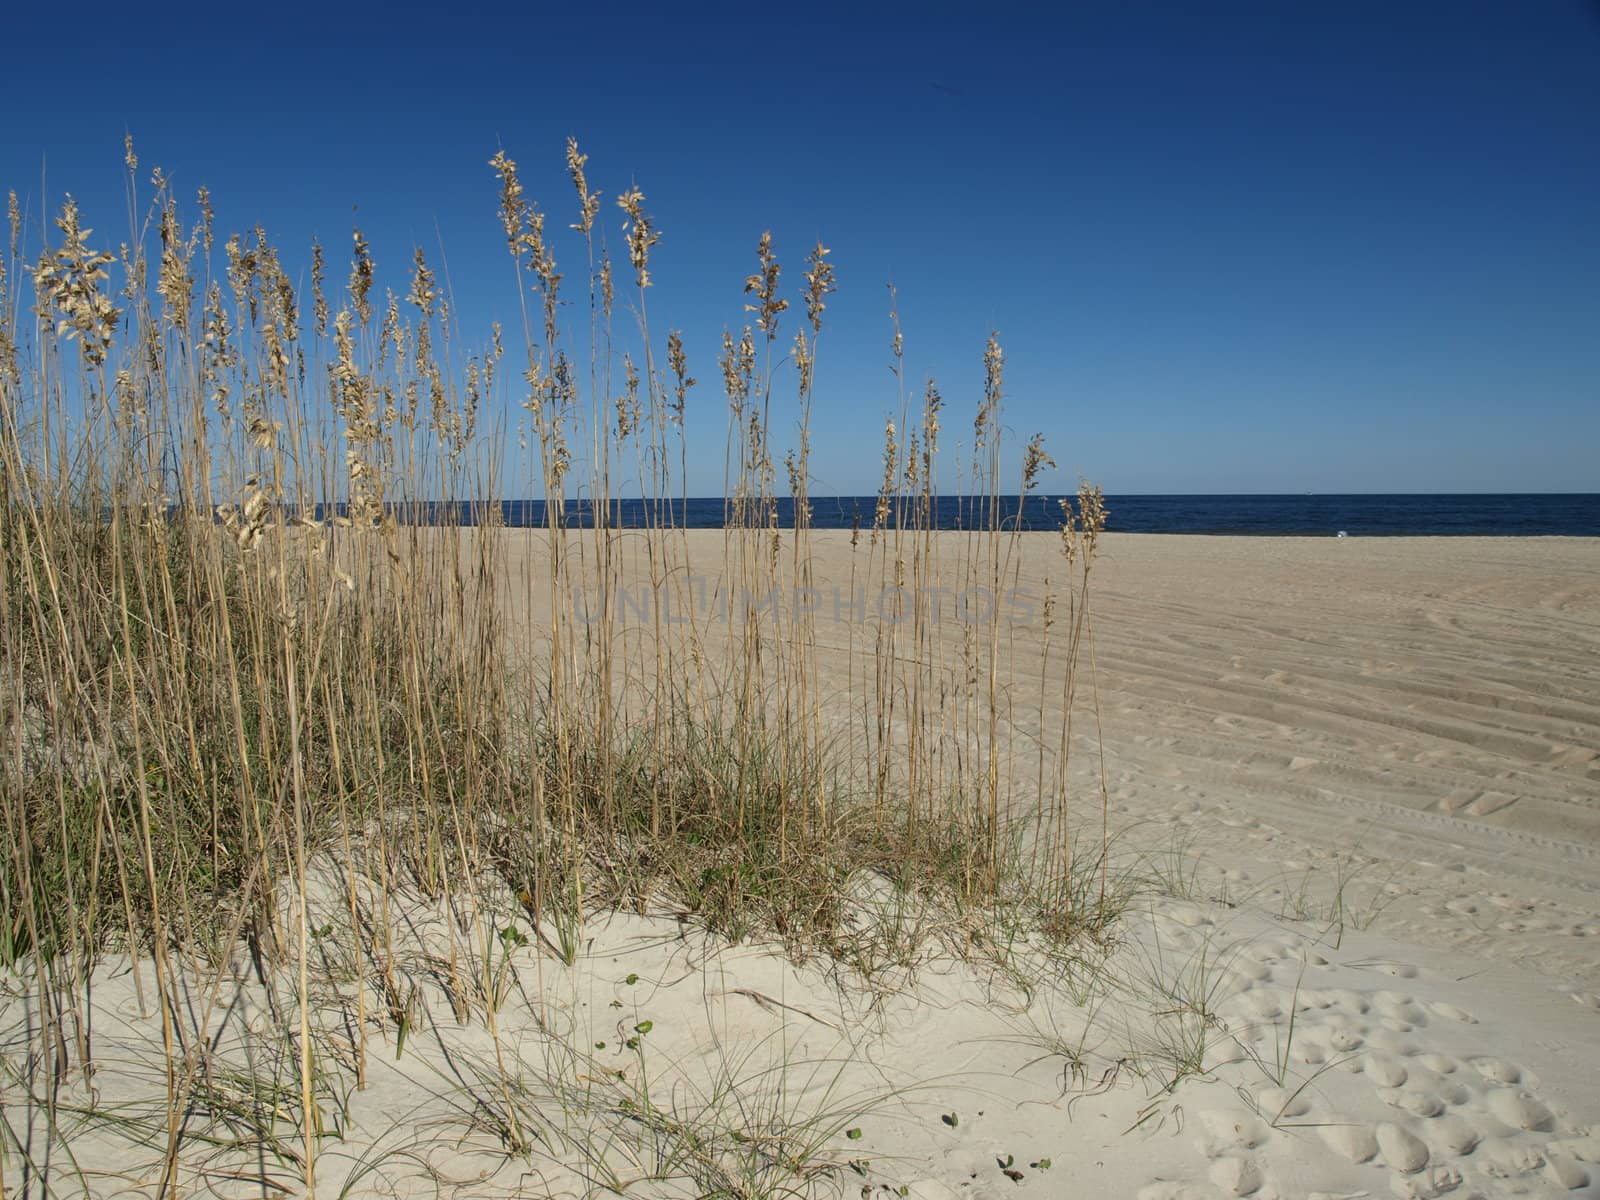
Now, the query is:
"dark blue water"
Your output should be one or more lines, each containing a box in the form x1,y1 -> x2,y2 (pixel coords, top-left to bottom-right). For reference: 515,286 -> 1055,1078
457,494 -> 1598,536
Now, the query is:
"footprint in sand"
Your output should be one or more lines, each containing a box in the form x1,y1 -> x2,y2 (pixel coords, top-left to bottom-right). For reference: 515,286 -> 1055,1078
1233,958 -> 1273,983
1478,1135 -> 1547,1179
1198,1110 -> 1273,1152
1399,1060 -> 1458,1098
1544,1153 -> 1591,1190
1364,1028 -> 1421,1055
1208,1155 -> 1265,1196
1365,1052 -> 1410,1088
1429,1000 -> 1476,1024
1470,1056 -> 1526,1085
1426,1113 -> 1482,1157
1256,1086 -> 1312,1120
1320,1122 -> 1380,1163
1239,989 -> 1284,1020
1388,1164 -> 1463,1199
1328,1025 -> 1365,1053
1285,945 -> 1329,966
1244,940 -> 1291,964
1379,1087 -> 1447,1118
1377,1121 -> 1431,1173
1484,1088 -> 1556,1132
1329,989 -> 1374,1015
1375,991 -> 1430,1027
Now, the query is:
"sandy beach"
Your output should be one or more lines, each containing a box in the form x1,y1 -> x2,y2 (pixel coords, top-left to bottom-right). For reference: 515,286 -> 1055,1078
487,529 -> 1600,1196
1068,535 -> 1600,978
7,532 -> 1599,1199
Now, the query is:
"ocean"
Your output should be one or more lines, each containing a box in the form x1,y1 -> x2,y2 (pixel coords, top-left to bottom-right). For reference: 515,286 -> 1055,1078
475,494 -> 1600,537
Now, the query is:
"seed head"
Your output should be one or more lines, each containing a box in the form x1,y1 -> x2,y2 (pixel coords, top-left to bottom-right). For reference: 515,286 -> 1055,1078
1021,433 -> 1054,492
616,186 -> 659,289
803,241 -> 836,335
349,227 -> 374,325
489,149 -> 528,255
34,196 -> 121,367
743,231 -> 788,338
667,330 -> 694,424
311,239 -> 328,336
565,137 -> 602,236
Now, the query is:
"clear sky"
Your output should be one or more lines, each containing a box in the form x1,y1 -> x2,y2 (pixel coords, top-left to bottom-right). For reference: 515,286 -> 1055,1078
2,0 -> 1596,495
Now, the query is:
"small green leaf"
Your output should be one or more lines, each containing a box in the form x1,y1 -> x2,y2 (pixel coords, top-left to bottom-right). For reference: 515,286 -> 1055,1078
941,1112 -> 959,1128
1031,1158 -> 1051,1171
634,1020 -> 653,1036
594,1041 -> 606,1049
625,972 -> 639,985
846,1127 -> 862,1140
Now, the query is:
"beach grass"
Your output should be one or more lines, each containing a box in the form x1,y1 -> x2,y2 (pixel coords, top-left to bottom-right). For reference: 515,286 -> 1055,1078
0,140 -> 1114,1196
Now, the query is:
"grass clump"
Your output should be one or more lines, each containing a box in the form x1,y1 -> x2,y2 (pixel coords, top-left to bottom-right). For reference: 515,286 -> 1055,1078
0,139 -> 1115,1195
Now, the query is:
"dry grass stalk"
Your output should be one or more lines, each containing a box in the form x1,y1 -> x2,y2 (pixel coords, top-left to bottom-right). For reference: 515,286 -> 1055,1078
0,142 -> 1114,1197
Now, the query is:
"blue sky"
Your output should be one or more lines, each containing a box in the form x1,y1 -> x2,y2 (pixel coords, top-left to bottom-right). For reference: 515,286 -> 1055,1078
2,0 -> 1596,494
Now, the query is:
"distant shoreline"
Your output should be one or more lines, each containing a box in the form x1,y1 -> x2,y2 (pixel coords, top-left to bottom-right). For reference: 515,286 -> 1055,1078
272,494 -> 1600,537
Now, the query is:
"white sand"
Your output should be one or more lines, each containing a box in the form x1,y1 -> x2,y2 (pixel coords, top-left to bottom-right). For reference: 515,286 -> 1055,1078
5,533 -> 1597,1198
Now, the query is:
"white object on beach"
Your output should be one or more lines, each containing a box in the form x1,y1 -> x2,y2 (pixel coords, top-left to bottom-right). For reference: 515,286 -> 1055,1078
1336,530 -> 1349,538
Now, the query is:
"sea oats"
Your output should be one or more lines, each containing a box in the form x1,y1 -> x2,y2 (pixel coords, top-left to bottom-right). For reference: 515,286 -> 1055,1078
922,381 -> 942,475
311,238 -> 328,336
616,186 -> 659,289
794,327 -> 814,396
1077,480 -> 1107,557
1022,433 -> 1054,493
599,251 -> 614,318
34,196 -> 121,367
874,416 -> 898,538
617,353 -> 641,440
565,136 -> 602,235
379,290 -> 400,371
803,241 -> 836,335
976,331 -> 1003,449
197,184 -> 214,255
0,147 -> 1126,1200
156,198 -> 196,333
887,283 -> 904,374
667,330 -> 694,425
744,231 -> 788,338
489,148 -> 529,255
349,227 -> 375,325
0,215 -> 13,383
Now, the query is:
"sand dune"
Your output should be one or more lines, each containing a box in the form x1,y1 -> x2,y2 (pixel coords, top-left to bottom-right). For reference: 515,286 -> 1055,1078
514,528 -> 1600,981
7,532 -> 1598,1197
